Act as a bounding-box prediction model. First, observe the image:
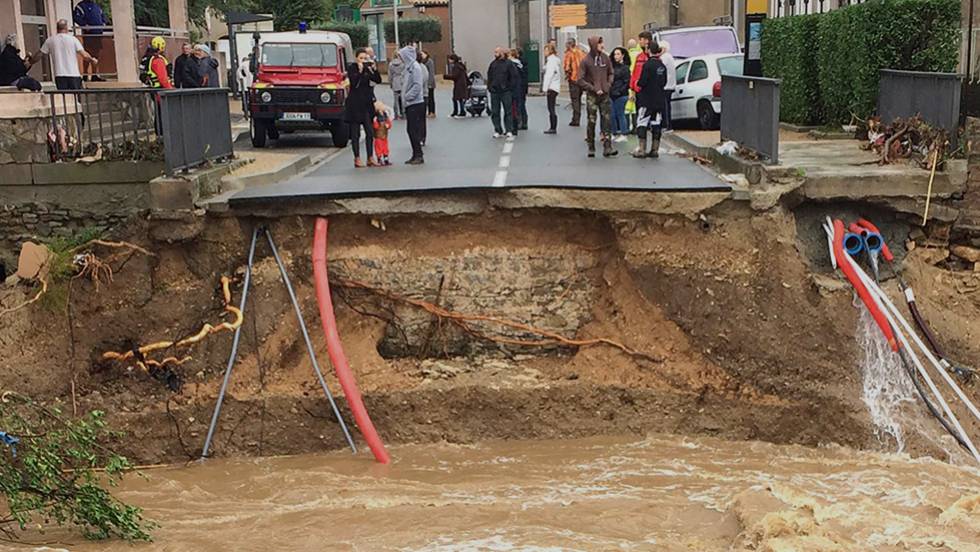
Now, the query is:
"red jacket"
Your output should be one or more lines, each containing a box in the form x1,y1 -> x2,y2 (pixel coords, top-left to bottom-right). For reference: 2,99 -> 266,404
629,50 -> 649,93
150,55 -> 173,89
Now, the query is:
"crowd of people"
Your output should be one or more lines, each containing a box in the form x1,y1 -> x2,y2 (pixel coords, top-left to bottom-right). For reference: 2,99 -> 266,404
539,31 -> 676,158
356,30 -> 677,165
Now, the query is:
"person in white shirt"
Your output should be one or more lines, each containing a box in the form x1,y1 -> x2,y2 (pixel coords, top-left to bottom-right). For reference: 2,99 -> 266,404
541,42 -> 562,135
659,40 -> 676,132
32,19 -> 97,90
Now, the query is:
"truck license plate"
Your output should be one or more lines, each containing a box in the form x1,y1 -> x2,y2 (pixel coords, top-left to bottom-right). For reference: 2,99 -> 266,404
282,112 -> 311,121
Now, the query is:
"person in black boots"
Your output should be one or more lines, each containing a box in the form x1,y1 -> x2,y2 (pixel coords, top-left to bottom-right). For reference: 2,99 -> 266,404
345,47 -> 382,167
632,41 -> 668,159
541,42 -> 561,135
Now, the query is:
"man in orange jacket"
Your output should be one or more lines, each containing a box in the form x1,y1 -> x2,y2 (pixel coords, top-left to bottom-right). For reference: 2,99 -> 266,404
563,37 -> 585,127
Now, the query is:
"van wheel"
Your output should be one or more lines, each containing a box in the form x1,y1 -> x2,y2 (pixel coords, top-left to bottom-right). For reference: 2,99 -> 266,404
697,101 -> 719,130
250,119 -> 268,148
330,122 -> 350,148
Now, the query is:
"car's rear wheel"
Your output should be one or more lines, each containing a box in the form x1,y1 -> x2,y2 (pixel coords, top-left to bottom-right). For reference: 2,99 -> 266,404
250,118 -> 268,148
697,101 -> 719,130
330,121 -> 350,148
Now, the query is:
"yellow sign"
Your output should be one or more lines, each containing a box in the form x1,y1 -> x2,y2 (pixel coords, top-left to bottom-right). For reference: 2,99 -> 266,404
550,4 -> 587,28
746,0 -> 767,14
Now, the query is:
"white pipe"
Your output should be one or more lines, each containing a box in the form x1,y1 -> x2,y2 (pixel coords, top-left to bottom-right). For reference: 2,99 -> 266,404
824,225 -> 980,463
850,254 -> 980,427
840,248 -> 980,463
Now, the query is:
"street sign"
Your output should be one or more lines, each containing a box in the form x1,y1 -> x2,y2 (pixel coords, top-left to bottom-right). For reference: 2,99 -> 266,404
550,4 -> 587,28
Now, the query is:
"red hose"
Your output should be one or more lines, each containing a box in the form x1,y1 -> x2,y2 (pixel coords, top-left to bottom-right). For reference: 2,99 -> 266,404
856,218 -> 894,262
833,219 -> 899,352
312,218 -> 391,464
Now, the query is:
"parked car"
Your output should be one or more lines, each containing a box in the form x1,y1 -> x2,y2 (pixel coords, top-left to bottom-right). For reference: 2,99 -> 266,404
653,26 -> 741,59
670,53 -> 743,130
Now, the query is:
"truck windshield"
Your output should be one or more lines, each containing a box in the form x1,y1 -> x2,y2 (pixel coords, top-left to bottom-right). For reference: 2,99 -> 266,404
261,43 -> 338,67
661,29 -> 740,59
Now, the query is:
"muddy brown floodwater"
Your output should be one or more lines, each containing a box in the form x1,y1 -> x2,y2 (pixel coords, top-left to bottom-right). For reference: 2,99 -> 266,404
7,434 -> 980,552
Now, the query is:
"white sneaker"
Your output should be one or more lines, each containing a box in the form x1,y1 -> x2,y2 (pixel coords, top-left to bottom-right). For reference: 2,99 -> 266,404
505,132 -> 514,138
493,132 -> 502,138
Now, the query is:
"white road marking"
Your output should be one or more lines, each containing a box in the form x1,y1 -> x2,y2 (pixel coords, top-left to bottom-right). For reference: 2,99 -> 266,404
492,170 -> 508,187
491,136 -> 517,187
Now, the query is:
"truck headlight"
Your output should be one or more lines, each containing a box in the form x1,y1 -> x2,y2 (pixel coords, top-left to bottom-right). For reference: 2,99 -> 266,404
320,91 -> 332,103
260,91 -> 272,103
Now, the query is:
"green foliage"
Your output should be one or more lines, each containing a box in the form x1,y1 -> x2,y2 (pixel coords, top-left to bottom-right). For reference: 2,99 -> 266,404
761,14 -> 823,125
761,0 -> 961,125
45,227 -> 104,285
0,394 -> 154,542
315,21 -> 370,48
384,17 -> 442,46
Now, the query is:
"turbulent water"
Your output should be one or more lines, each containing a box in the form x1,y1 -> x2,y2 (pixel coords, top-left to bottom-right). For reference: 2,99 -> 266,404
6,435 -> 980,552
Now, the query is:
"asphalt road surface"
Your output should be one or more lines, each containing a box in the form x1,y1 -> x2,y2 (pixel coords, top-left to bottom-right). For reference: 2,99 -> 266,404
232,85 -> 726,203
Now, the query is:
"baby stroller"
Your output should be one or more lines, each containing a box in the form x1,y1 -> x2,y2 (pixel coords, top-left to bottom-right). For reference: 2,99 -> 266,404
465,71 -> 489,117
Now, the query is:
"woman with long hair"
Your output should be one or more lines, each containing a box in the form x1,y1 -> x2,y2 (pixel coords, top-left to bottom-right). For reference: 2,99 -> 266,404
541,42 -> 562,134
444,53 -> 469,118
346,47 -> 382,167
610,46 -> 632,142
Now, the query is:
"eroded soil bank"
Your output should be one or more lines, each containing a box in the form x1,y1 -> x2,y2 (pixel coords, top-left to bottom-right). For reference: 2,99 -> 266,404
2,200 -> 979,464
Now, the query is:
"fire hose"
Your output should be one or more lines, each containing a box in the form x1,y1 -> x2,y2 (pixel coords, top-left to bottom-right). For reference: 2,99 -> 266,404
312,218 -> 390,464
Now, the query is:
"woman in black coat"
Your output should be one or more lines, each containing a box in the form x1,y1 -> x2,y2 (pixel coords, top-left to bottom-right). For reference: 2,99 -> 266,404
443,54 -> 468,118
345,47 -> 382,167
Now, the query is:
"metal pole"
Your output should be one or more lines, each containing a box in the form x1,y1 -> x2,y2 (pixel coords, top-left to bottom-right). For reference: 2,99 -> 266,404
201,227 -> 259,459
229,24 -> 239,96
968,0 -> 975,82
393,1 -> 400,49
264,228 -> 357,454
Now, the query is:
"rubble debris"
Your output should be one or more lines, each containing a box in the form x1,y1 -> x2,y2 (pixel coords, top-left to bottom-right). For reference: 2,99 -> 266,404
863,115 -> 948,167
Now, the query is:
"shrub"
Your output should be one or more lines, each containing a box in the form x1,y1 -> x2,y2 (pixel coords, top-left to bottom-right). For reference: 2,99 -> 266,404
384,17 -> 442,46
762,0 -> 960,124
761,14 -> 823,125
315,20 -> 370,48
0,394 -> 154,541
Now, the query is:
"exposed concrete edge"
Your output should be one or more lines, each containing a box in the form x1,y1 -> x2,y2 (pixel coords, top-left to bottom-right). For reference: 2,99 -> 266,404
205,149 -> 339,212
220,153 -> 313,193
219,187 -> 733,219
488,188 -> 732,216
663,132 -> 786,185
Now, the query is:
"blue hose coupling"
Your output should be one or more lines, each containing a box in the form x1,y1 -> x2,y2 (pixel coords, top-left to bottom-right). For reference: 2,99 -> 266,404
862,231 -> 883,254
844,233 -> 865,256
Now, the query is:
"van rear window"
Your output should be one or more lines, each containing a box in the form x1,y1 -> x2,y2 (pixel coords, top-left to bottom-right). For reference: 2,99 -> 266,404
262,43 -> 339,67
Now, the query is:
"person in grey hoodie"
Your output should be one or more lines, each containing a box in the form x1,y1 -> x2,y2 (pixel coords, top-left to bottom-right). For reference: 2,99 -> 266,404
388,53 -> 405,119
400,45 -> 426,165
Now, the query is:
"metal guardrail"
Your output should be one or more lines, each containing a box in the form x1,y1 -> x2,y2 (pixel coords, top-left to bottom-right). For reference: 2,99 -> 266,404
46,87 -> 233,176
46,88 -> 159,163
878,69 -> 963,148
158,88 -> 234,175
720,75 -> 781,165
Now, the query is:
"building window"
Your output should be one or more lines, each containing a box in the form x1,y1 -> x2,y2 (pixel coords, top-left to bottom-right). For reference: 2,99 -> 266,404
364,14 -> 387,61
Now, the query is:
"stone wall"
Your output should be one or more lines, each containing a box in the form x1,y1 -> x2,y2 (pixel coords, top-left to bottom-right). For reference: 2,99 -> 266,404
331,245 -> 599,358
0,202 -> 139,268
